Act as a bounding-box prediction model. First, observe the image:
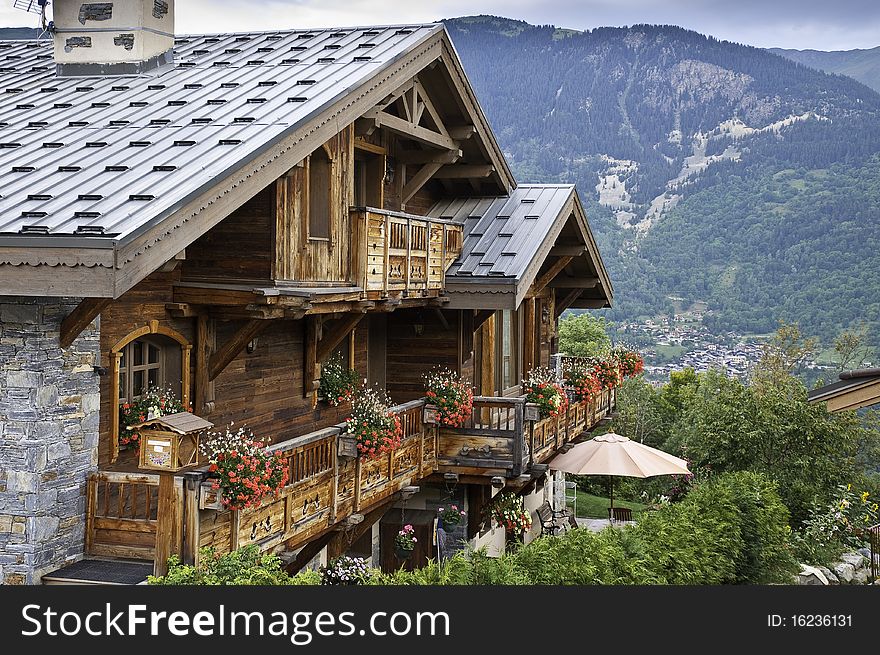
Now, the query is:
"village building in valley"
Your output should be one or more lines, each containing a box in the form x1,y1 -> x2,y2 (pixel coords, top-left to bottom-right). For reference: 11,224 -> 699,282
0,0 -> 614,584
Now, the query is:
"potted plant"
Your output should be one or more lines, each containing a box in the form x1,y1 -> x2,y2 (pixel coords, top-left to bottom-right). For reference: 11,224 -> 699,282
345,387 -> 403,460
119,384 -> 187,455
613,347 -> 644,378
592,358 -> 621,390
423,367 -> 473,427
566,365 -> 602,404
318,354 -> 359,406
319,555 -> 370,585
199,424 -> 289,511
394,524 -> 417,559
522,366 -> 568,419
490,492 -> 532,538
437,504 -> 466,532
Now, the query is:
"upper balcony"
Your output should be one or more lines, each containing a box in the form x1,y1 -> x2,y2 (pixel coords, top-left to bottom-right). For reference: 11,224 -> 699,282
350,207 -> 463,301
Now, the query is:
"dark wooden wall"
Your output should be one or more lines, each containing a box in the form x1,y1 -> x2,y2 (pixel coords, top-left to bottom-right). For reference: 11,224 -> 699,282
385,308 -> 474,403
182,186 -> 274,281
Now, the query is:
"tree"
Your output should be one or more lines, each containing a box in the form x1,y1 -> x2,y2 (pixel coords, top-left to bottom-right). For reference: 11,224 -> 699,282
834,325 -> 872,372
751,321 -> 818,389
558,312 -> 612,357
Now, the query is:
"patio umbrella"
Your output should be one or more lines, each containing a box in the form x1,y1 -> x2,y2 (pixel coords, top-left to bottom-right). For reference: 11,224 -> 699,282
547,432 -> 690,515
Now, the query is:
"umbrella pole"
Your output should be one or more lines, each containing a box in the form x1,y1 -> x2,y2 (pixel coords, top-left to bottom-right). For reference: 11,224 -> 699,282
609,476 -> 614,521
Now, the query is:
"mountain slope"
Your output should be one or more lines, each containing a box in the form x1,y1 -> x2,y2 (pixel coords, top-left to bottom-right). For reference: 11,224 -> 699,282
769,46 -> 880,93
444,16 -> 880,344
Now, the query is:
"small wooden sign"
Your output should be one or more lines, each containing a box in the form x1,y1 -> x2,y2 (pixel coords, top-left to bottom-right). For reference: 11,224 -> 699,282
337,434 -> 358,459
199,480 -> 225,510
422,404 -> 440,425
524,404 -> 540,422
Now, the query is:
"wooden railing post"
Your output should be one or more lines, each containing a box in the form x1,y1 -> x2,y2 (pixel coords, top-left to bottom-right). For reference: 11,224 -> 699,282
512,400 -> 524,477
154,473 -> 183,577
182,471 -> 203,566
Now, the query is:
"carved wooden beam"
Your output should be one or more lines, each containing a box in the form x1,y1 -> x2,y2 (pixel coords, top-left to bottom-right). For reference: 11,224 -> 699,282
370,112 -> 459,150
548,276 -> 601,289
530,256 -> 573,296
447,125 -> 476,140
208,319 -> 267,381
315,314 -> 366,363
473,309 -> 494,331
555,289 -> 582,318
60,298 -> 112,349
396,148 -> 461,164
549,244 -> 586,257
401,161 -> 444,204
433,164 -> 495,178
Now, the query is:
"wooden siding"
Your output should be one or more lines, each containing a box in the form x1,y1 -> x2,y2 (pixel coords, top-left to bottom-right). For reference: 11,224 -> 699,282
274,126 -> 355,284
182,186 -> 274,280
385,308 -> 471,404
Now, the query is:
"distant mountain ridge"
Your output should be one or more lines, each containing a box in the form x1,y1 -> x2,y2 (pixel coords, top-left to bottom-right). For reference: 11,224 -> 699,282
444,16 -> 880,345
769,46 -> 880,93
0,27 -> 43,40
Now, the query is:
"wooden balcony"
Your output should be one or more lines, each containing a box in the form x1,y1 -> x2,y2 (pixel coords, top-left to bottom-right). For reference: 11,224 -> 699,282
86,399 -> 436,573
351,207 -> 462,300
85,387 -> 615,573
438,387 -> 617,479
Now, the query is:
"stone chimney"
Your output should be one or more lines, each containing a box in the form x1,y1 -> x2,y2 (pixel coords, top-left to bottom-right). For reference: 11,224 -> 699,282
51,0 -> 174,76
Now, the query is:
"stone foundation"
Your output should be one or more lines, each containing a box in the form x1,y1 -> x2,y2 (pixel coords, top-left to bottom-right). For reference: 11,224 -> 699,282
0,298 -> 100,584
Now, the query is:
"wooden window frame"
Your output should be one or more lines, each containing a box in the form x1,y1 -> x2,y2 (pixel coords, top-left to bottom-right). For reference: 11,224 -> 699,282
109,321 -> 191,463
496,309 -> 520,396
306,143 -> 334,243
118,337 -> 166,405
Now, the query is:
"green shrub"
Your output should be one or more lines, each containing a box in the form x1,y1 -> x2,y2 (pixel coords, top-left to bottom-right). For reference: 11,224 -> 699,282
149,545 -> 294,585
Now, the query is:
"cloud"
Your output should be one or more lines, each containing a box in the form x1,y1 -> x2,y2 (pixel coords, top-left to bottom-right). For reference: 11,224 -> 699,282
1,0 -> 877,50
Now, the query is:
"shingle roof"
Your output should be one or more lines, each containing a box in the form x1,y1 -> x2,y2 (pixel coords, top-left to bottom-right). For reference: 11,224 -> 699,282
0,25 -> 440,241
432,184 -> 575,279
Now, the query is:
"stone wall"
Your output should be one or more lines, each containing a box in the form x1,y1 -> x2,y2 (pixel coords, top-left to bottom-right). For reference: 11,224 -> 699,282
0,298 -> 100,584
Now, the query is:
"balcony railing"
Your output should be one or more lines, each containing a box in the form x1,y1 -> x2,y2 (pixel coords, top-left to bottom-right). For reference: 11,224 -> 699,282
86,383 -> 616,573
350,207 -> 463,299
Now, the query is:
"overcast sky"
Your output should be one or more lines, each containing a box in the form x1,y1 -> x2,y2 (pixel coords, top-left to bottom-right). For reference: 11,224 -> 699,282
2,0 -> 878,51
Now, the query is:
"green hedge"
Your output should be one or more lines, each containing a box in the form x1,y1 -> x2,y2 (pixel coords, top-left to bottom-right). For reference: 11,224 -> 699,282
151,471 -> 797,586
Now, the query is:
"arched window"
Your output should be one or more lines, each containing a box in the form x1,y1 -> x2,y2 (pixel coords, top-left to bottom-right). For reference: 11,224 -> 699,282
109,322 -> 191,463
308,146 -> 332,239
117,335 -> 181,403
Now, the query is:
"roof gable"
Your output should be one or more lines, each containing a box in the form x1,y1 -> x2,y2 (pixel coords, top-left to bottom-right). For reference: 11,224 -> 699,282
432,184 -> 613,309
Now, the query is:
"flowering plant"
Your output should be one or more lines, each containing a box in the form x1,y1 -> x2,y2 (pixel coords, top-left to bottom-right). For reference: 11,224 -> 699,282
566,366 -> 602,404
318,354 -> 359,406
345,387 -> 403,460
424,367 -> 473,427
199,424 -> 289,511
592,358 -> 620,390
490,492 -> 532,534
119,385 -> 187,453
320,556 -> 370,585
613,348 -> 644,378
395,524 -> 418,551
522,366 -> 568,419
437,504 -> 466,528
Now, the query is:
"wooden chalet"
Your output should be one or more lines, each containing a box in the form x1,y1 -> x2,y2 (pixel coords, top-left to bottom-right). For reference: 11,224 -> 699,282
0,2 -> 614,584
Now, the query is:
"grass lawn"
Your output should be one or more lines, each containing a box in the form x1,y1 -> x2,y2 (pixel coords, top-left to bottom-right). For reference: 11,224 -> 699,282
567,489 -> 649,519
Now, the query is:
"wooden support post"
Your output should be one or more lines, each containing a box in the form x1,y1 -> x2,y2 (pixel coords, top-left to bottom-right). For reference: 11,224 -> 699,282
473,309 -> 494,331
154,474 -> 183,578
110,351 -> 122,463
530,256 -> 573,296
316,314 -> 366,362
195,315 -> 215,414
209,319 -> 267,381
305,316 -> 319,396
480,314 -> 496,397
60,298 -> 111,349
182,472 -> 202,566
523,298 -> 536,374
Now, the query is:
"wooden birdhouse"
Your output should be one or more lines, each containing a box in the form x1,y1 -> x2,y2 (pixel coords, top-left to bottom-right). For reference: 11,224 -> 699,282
128,412 -> 214,472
